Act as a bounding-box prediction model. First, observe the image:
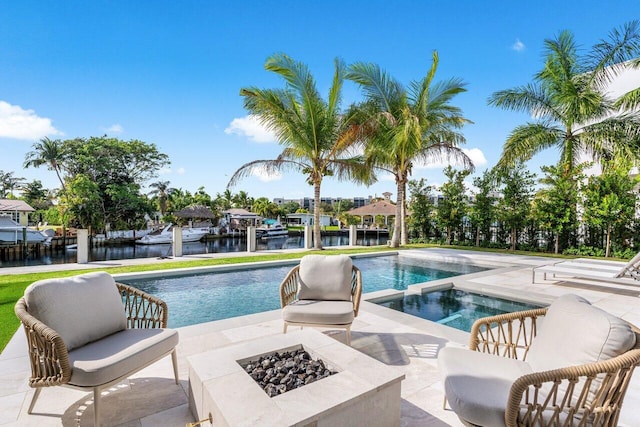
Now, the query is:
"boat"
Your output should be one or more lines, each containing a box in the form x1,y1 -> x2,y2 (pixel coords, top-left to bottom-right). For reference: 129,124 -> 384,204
256,222 -> 289,239
135,223 -> 209,245
0,216 -> 53,245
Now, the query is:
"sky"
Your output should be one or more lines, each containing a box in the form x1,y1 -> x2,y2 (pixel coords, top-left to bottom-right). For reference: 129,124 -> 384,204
1,1 -> 638,201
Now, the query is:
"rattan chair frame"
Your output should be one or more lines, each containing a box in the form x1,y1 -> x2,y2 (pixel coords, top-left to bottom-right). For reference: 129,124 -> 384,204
462,307 -> 640,427
15,282 -> 179,427
279,264 -> 362,345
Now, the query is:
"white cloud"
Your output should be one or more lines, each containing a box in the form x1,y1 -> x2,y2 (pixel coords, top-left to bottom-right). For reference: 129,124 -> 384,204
176,167 -> 186,175
225,115 -> 276,143
158,167 -> 172,175
512,38 -> 525,52
463,148 -> 488,166
414,147 -> 487,169
253,165 -> 282,182
0,101 -> 61,140
104,124 -> 124,134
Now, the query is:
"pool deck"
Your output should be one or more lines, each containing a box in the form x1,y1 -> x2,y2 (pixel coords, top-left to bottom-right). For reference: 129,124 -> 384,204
2,248 -> 640,426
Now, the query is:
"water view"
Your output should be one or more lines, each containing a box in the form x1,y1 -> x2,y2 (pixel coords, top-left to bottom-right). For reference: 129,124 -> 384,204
0,233 -> 389,268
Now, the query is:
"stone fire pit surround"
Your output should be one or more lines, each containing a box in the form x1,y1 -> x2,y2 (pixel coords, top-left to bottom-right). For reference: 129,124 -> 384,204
188,329 -> 405,427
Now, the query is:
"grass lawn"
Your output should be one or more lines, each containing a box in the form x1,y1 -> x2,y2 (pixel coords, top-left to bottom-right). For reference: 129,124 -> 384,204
0,244 -> 592,352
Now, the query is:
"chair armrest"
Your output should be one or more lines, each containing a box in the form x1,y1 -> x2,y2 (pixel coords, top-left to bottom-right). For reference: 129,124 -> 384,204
117,283 -> 168,328
469,307 -> 547,360
279,265 -> 300,307
14,298 -> 72,387
351,266 -> 362,317
505,348 -> 640,427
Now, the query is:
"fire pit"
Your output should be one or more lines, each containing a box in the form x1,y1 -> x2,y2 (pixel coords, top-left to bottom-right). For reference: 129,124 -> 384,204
240,346 -> 337,397
188,329 -> 405,427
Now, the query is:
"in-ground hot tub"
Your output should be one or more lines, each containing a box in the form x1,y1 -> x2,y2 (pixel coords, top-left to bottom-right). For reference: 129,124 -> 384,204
187,329 -> 405,427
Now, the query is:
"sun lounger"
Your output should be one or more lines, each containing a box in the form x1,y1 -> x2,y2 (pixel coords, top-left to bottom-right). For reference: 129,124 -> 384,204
532,252 -> 640,284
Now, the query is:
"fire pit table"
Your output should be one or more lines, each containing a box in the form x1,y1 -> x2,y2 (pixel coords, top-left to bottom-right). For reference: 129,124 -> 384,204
188,329 -> 405,427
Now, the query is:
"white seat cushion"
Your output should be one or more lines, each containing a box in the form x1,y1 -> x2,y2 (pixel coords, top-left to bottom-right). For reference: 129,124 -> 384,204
24,272 -> 127,351
282,300 -> 354,325
297,255 -> 353,301
527,294 -> 636,371
438,346 -> 533,427
68,328 -> 179,387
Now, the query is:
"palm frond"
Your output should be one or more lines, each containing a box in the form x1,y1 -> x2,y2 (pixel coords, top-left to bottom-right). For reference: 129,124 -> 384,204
588,20 -> 640,87
488,84 -> 562,123
346,62 -> 404,113
226,159 -> 304,188
497,123 -> 564,169
615,87 -> 640,111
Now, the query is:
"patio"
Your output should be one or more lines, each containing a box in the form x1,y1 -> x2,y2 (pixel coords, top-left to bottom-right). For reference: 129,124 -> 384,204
1,248 -> 639,426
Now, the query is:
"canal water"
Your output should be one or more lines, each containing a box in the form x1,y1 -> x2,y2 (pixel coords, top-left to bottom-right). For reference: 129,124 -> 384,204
0,233 -> 389,268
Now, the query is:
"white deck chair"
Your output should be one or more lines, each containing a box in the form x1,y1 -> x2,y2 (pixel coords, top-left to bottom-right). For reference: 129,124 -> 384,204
532,252 -> 640,284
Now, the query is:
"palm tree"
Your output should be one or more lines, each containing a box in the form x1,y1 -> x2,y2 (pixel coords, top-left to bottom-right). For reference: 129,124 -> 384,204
488,22 -> 640,175
346,51 -> 474,247
232,190 -> 253,210
23,137 -> 66,190
228,53 -> 372,249
215,189 -> 234,210
148,180 -> 175,216
0,170 -> 25,198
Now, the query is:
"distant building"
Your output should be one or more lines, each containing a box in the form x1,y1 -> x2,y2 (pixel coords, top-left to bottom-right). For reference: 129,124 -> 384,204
221,208 -> 261,230
285,213 -> 332,227
272,196 -> 374,210
0,199 -> 35,226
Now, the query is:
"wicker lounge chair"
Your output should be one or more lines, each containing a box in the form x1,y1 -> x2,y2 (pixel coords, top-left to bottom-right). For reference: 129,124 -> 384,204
15,271 -> 179,427
438,294 -> 640,427
532,252 -> 640,284
279,254 -> 362,345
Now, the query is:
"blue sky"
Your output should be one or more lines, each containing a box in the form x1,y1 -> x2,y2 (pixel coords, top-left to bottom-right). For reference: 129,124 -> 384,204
1,1 -> 637,201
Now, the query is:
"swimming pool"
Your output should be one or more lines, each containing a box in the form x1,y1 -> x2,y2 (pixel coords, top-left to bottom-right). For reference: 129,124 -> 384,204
121,255 -> 488,328
376,288 -> 543,332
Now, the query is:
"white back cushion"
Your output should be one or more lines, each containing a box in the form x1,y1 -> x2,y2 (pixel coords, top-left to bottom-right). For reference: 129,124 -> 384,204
528,294 -> 636,371
297,255 -> 353,301
24,271 -> 127,351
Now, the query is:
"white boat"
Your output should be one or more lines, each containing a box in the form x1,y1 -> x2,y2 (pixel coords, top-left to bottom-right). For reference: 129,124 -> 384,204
135,223 -> 209,245
0,216 -> 53,245
256,222 -> 289,239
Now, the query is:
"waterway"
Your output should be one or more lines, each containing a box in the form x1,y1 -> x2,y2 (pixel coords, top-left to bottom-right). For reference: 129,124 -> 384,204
0,233 -> 389,268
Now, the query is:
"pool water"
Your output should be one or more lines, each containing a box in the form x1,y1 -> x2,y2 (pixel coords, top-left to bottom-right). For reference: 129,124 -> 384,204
376,288 -> 542,332
122,255 -> 488,328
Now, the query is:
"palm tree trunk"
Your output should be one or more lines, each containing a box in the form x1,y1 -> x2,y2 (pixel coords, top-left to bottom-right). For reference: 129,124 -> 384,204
554,233 -> 559,254
475,225 -> 480,247
446,226 -> 452,245
390,179 -> 403,247
400,180 -> 408,245
313,180 -> 323,250
53,163 -> 66,191
511,227 -> 517,251
605,225 -> 611,258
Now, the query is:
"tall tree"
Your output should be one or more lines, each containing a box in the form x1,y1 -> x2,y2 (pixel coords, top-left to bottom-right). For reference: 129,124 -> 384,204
489,22 -> 640,174
582,162 -> 638,257
148,180 -> 175,216
0,171 -> 25,198
532,164 -> 583,254
347,51 -> 474,247
407,178 -> 435,241
495,163 -> 536,250
436,167 -> 470,245
469,170 -> 497,247
58,136 -> 169,231
23,137 -> 67,190
228,54 -> 372,249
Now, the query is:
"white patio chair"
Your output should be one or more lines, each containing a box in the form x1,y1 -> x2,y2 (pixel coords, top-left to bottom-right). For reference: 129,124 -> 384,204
279,254 -> 362,345
438,294 -> 640,426
15,271 -> 179,427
